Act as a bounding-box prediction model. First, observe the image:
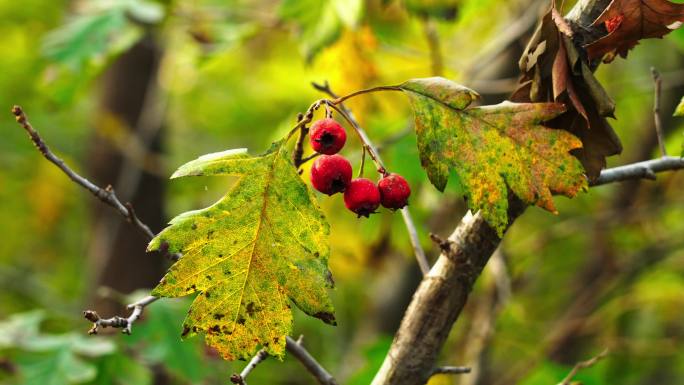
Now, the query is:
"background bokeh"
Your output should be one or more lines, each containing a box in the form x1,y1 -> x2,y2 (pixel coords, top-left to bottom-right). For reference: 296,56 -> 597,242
1,0 -> 684,384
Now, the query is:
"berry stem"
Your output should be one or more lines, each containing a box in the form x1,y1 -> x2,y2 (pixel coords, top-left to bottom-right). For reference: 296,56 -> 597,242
358,147 -> 366,178
331,85 -> 403,105
326,102 -> 388,176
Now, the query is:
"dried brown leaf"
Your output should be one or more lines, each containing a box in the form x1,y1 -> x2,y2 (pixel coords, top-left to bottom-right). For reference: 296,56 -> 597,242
586,0 -> 684,61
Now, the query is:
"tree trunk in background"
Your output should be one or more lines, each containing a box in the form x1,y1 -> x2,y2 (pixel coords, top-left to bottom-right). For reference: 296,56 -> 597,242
86,35 -> 166,315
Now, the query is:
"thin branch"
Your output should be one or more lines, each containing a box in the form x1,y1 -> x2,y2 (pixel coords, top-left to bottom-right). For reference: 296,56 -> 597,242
430,366 -> 472,376
651,67 -> 668,157
231,348 -> 269,385
312,82 -> 431,276
592,156 -> 684,186
11,106 -> 180,261
330,85 -> 402,105
83,295 -> 158,335
285,336 -> 338,385
231,336 -> 311,385
558,349 -> 609,385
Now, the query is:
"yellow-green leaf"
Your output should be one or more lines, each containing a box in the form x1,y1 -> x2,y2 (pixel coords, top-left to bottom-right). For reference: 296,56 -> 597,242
400,77 -> 587,235
674,96 -> 684,117
148,140 -> 335,361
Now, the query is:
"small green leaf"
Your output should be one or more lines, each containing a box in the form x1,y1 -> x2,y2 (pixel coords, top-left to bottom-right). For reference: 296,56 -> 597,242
0,310 -> 44,349
42,9 -> 133,71
16,350 -> 97,385
674,96 -> 684,117
400,77 -> 587,235
148,139 -> 335,361
0,311 -> 115,385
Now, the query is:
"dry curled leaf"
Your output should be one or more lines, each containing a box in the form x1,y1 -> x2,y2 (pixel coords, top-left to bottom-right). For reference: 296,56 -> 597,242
148,140 -> 335,361
586,0 -> 684,62
400,77 -> 587,235
513,5 -> 622,180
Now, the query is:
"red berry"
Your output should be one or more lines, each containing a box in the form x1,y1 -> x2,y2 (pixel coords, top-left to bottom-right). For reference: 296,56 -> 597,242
344,178 -> 381,217
310,118 -> 347,155
378,173 -> 411,210
310,155 -> 352,195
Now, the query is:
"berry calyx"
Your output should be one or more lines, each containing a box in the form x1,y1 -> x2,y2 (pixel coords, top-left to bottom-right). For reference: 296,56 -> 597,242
310,118 -> 347,155
378,173 -> 411,210
344,178 -> 381,218
310,155 -> 352,195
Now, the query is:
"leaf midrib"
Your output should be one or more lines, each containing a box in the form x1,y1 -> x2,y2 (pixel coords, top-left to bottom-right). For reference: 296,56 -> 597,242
230,145 -> 283,334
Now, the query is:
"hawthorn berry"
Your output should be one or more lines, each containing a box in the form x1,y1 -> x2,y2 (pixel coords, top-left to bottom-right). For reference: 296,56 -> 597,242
344,178 -> 381,218
378,173 -> 411,210
310,154 -> 352,195
310,118 -> 347,155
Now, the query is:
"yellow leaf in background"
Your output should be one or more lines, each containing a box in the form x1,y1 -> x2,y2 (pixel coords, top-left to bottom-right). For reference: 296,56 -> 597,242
29,161 -> 69,234
316,27 -> 379,125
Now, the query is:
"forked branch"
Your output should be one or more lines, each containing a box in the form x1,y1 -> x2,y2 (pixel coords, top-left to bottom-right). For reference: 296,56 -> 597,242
84,295 -> 158,335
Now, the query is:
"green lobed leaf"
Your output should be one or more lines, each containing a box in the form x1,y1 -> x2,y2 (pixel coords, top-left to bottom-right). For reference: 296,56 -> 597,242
148,139 -> 335,361
400,77 -> 587,235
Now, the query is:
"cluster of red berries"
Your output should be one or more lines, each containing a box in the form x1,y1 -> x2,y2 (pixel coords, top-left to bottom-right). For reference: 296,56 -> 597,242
308,118 -> 411,217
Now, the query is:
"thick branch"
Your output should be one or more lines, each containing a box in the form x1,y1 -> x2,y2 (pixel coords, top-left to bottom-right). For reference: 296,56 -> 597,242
369,1 -> 677,383
371,202 -> 526,385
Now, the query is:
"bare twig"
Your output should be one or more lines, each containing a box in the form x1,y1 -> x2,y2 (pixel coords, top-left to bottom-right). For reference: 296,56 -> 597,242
11,106 -> 180,261
231,348 -> 269,385
330,85 -> 402,106
312,82 -> 431,276
558,349 -> 609,385
430,366 -> 472,376
651,68 -> 668,157
231,336 -> 314,385
84,295 -> 158,335
286,336 -> 338,385
592,156 -> 684,186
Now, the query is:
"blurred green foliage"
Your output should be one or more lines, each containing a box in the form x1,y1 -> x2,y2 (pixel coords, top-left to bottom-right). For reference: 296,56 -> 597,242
1,0 -> 683,384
